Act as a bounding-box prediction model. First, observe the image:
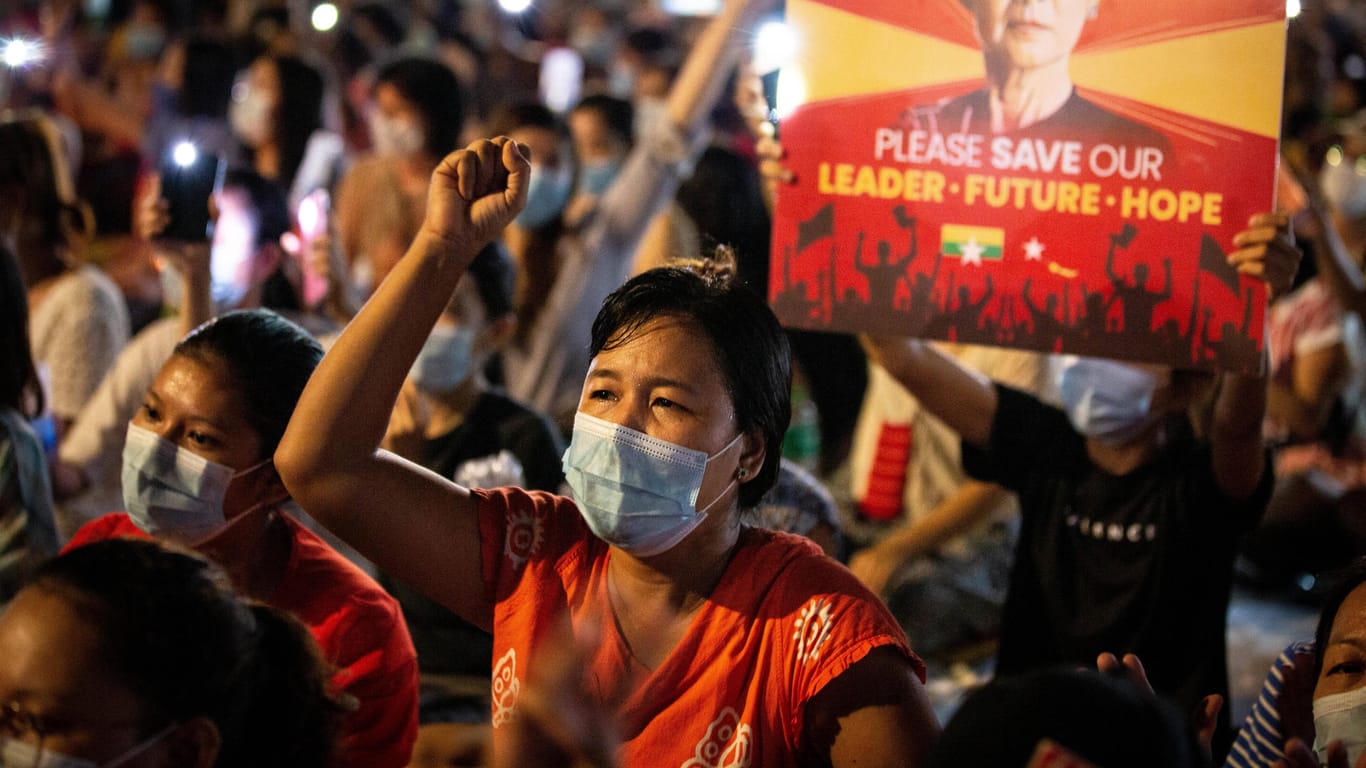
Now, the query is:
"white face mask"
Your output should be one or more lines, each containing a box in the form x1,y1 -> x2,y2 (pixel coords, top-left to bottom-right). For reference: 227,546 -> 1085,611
1315,685 -> 1366,766
562,412 -> 743,557
370,113 -> 426,158
121,423 -> 271,546
229,84 -> 274,148
1055,356 -> 1161,445
410,324 -> 476,394
0,722 -> 176,768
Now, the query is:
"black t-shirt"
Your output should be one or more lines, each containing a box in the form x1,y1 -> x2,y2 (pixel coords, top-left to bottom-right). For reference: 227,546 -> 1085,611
963,384 -> 1271,732
381,390 -> 565,678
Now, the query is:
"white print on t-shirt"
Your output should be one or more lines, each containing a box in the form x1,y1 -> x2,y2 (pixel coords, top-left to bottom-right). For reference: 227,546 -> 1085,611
1065,514 -> 1158,543
491,649 -> 521,727
682,707 -> 754,768
793,597 -> 835,664
504,509 -> 545,570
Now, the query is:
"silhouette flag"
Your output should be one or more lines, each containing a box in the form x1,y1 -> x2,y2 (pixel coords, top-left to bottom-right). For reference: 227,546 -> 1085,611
796,203 -> 835,253
1198,233 -> 1241,293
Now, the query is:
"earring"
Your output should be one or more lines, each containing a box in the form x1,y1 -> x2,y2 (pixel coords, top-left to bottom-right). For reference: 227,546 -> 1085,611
737,468 -> 750,480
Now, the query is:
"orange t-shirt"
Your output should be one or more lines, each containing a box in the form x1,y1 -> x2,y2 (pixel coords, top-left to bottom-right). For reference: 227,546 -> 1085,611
475,487 -> 923,766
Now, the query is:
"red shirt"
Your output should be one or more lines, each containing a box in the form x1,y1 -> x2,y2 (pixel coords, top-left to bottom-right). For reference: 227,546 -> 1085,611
66,512 -> 419,768
475,487 -> 923,766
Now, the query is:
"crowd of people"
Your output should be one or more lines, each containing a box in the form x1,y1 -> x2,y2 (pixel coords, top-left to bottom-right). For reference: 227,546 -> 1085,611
2,0 -> 1366,766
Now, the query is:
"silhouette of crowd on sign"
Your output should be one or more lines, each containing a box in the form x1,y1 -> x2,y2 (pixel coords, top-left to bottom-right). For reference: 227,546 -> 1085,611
771,203 -> 1258,369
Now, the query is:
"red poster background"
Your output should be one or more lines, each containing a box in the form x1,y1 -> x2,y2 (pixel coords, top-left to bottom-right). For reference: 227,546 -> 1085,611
771,0 -> 1286,373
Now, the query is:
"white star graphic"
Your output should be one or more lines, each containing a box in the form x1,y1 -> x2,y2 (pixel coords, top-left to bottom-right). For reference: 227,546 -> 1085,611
1023,236 -> 1045,261
959,237 -> 985,266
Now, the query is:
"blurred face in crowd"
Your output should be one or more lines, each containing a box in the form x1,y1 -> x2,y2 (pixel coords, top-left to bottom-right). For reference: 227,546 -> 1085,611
568,108 -> 626,168
370,83 -> 428,159
230,58 -> 281,148
0,586 -> 171,765
967,0 -> 1094,73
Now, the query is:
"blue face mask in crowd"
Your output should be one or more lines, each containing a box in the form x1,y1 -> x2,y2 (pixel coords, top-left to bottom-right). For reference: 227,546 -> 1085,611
0,722 -> 177,768
410,324 -> 476,394
1314,685 -> 1366,766
515,163 -> 574,230
562,412 -> 742,557
121,423 -> 270,545
1055,356 -> 1161,445
577,157 -> 623,198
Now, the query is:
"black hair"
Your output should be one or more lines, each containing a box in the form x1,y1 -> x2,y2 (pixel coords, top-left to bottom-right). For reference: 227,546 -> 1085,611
675,145 -> 772,292
31,538 -> 345,767
354,3 -> 406,48
571,94 -> 634,150
590,251 -> 791,506
927,666 -> 1200,768
179,37 -> 235,120
375,57 -> 466,158
1314,557 -> 1366,680
264,55 -> 324,191
462,243 -> 516,320
173,309 -> 323,459
0,245 -> 43,417
487,101 -> 561,138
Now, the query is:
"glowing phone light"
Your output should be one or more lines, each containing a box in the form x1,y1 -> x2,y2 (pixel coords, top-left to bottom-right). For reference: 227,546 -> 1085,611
172,141 -> 199,168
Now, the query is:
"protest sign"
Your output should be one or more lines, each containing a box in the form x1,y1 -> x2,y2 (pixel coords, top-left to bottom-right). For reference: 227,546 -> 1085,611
770,0 -> 1286,372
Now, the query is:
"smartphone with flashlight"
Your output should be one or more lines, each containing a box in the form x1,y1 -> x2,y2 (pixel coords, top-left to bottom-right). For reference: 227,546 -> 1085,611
159,141 -> 224,242
295,189 -> 331,307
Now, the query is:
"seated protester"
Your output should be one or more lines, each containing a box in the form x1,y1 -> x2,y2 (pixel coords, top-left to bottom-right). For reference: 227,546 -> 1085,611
926,665 -> 1203,768
53,170 -> 332,538
1227,558 -> 1366,768
381,244 -> 565,678
275,138 -> 942,766
63,310 -> 419,768
0,246 -> 59,602
0,537 -> 345,767
847,344 -> 1051,659
863,212 -> 1300,755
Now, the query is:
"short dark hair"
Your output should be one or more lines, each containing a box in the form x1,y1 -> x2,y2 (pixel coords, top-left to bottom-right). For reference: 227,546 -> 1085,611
927,666 -> 1200,768
32,538 -> 345,767
590,251 -> 791,506
0,245 -> 42,417
1314,557 -> 1366,679
486,100 -> 560,139
173,309 -> 323,459
375,57 -> 466,158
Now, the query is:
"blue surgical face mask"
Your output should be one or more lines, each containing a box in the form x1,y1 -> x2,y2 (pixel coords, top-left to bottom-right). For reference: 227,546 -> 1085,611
1321,152 -> 1366,221
121,423 -> 271,545
0,722 -> 177,768
410,324 -> 476,394
514,163 -> 573,230
1314,686 -> 1366,766
562,412 -> 743,557
577,157 -> 623,198
122,24 -> 166,60
1055,356 -> 1161,445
